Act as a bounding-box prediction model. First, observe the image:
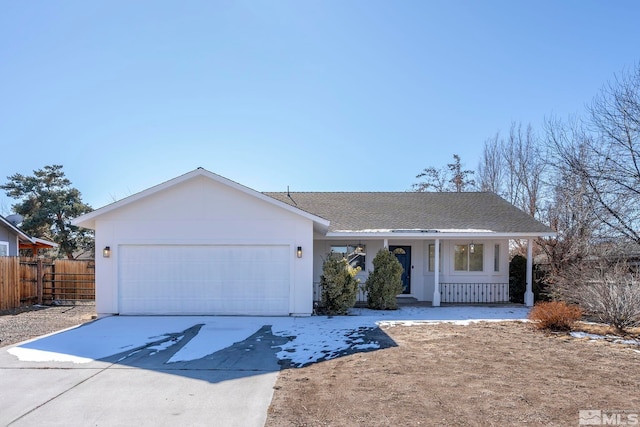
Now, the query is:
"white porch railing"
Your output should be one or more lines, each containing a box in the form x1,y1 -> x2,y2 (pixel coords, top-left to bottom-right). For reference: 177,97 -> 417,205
440,282 -> 510,304
313,282 -> 511,305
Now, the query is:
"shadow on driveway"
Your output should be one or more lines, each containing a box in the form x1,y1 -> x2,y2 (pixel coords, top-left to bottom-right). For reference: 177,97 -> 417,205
100,324 -> 288,380
7,319 -> 398,382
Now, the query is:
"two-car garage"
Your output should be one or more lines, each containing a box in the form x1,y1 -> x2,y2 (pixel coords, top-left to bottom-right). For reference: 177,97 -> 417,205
118,245 -> 291,315
72,169 -> 326,317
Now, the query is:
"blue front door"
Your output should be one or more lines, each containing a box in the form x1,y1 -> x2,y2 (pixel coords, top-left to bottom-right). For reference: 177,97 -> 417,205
390,246 -> 411,294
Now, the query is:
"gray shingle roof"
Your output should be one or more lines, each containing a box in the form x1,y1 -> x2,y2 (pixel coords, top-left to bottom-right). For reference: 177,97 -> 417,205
264,192 -> 553,234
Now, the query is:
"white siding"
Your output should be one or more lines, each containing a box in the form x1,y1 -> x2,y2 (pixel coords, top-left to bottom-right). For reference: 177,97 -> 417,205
93,175 -> 314,316
313,238 -> 510,303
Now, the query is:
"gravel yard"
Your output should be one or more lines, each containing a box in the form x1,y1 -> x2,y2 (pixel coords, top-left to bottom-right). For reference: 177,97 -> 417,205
0,304 -> 96,347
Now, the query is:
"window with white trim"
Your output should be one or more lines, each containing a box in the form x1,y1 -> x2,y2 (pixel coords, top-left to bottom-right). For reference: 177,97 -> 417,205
494,244 -> 500,272
331,244 -> 366,270
454,244 -> 483,271
0,241 -> 8,257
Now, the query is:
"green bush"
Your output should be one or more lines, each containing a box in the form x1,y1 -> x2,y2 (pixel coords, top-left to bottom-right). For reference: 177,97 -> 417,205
365,248 -> 404,310
320,252 -> 360,315
509,255 -> 527,303
509,255 -> 547,303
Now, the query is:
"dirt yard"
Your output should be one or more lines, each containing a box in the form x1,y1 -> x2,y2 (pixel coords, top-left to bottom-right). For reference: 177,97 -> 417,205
266,321 -> 640,427
0,304 -> 96,347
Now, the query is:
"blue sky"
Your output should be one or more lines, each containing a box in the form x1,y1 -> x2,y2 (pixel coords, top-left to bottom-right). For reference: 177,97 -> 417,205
1,1 -> 639,212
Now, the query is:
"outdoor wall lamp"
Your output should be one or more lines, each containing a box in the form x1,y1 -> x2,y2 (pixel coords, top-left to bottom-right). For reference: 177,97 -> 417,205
297,246 -> 303,258
103,246 -> 111,258
469,242 -> 475,254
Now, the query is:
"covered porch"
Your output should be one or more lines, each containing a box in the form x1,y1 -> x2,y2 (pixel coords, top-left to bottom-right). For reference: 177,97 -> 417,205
313,233 -> 539,307
266,190 -> 554,312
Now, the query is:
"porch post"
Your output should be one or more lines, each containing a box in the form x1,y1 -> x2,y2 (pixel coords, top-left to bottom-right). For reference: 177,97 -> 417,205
37,258 -> 43,305
383,238 -> 388,248
432,238 -> 441,306
524,238 -> 534,307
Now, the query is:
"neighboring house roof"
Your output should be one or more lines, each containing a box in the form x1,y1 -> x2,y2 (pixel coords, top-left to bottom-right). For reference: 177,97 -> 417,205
19,237 -> 59,254
0,215 -> 58,252
265,192 -> 554,237
0,215 -> 32,243
72,168 -> 330,232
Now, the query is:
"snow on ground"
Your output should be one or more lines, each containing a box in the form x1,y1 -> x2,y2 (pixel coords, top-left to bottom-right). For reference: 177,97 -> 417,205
168,321 -> 273,362
570,331 -> 612,340
271,306 -> 530,366
570,331 -> 640,346
7,306 -> 530,367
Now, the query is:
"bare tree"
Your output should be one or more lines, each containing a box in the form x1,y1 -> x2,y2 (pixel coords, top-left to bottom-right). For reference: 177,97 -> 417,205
540,65 -> 640,329
503,123 -> 547,218
550,65 -> 640,244
475,123 -> 550,257
448,154 -> 475,192
542,118 -> 602,284
585,65 -> 640,243
476,122 -> 548,220
413,154 -> 475,192
477,133 -> 504,194
474,65 -> 640,322
412,165 -> 449,192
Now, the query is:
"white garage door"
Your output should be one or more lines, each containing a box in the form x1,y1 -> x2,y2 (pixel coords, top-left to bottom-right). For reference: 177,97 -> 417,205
118,245 -> 291,315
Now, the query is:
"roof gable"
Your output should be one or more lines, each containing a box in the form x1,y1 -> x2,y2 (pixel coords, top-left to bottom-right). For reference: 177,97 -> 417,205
72,168 -> 329,230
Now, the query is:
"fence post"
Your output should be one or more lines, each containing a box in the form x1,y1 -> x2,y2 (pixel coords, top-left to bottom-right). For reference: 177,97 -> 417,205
37,258 -> 43,305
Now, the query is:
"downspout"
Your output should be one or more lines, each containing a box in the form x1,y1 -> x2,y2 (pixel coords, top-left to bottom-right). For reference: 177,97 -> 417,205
524,238 -> 534,307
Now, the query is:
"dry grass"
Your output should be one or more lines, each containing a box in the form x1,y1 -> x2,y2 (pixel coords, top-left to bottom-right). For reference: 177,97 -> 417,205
528,301 -> 583,331
266,321 -> 640,427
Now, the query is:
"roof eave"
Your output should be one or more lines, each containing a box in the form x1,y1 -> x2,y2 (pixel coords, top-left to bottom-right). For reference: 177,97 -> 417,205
19,238 -> 59,251
31,237 -> 58,248
323,231 -> 556,239
71,168 -> 330,230
0,216 -> 34,242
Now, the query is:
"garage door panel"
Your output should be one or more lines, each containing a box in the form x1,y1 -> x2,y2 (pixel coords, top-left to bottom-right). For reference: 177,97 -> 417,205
118,245 -> 290,315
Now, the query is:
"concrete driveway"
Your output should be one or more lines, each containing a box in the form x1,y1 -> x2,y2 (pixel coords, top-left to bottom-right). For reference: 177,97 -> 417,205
0,306 -> 531,426
0,319 -> 289,427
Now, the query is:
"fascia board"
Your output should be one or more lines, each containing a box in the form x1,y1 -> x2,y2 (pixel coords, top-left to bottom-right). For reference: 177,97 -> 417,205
72,168 -> 330,229
323,231 -> 557,239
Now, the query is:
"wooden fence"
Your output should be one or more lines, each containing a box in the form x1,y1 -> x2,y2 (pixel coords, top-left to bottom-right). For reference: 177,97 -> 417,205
0,257 -> 95,311
0,257 -> 20,311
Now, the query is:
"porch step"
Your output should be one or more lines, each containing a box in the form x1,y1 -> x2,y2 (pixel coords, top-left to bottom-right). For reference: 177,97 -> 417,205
354,297 -> 420,308
396,297 -> 419,305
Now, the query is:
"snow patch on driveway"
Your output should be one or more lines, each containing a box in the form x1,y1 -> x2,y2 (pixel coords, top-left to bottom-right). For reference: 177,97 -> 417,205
168,322 -> 269,363
7,306 -> 530,366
